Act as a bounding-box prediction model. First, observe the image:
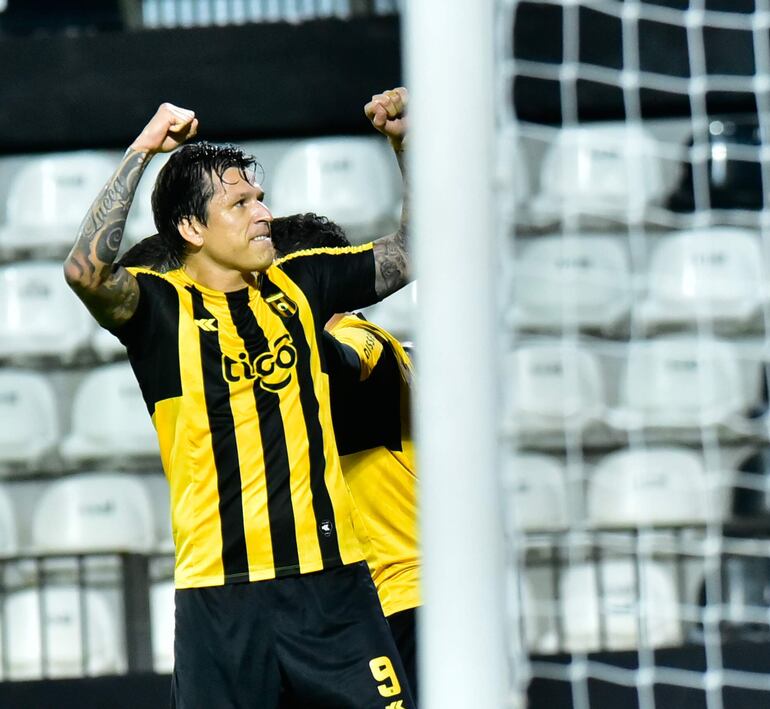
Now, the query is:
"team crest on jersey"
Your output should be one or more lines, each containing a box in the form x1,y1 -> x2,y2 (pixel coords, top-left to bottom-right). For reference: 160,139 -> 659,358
222,334 -> 297,392
264,290 -> 297,318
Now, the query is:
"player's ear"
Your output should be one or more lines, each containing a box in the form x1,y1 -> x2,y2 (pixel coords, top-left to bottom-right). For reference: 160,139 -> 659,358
178,217 -> 204,247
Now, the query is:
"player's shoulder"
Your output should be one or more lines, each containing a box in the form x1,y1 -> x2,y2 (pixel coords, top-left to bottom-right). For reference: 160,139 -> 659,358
272,243 -> 375,268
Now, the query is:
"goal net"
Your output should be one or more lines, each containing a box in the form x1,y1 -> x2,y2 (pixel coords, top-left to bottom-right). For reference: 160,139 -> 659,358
497,2 -> 770,708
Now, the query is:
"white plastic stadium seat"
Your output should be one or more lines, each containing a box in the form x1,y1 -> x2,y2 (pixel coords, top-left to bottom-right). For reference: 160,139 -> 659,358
0,261 -> 94,362
0,486 -> 18,556
506,454 -> 568,531
91,325 -> 127,361
360,281 -> 417,341
640,228 -> 764,326
151,580 -> 175,673
588,447 -> 712,527
270,138 -> 397,242
508,344 -> 604,433
513,235 -> 631,330
32,472 -> 155,553
61,362 -> 159,463
0,369 -> 59,467
3,586 -> 120,679
125,152 -> 170,243
560,560 -> 681,652
613,338 -> 748,429
0,152 -> 116,253
533,124 -> 667,222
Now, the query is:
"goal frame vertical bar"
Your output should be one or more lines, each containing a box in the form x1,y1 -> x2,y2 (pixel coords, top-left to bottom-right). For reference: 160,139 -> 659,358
403,2 -> 509,708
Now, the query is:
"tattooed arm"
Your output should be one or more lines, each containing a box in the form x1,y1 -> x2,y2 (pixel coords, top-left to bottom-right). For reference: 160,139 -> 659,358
63,103 -> 198,328
365,88 -> 411,299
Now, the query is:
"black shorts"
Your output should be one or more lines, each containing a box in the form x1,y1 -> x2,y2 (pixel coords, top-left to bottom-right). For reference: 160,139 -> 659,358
387,607 -> 418,706
171,561 -> 415,709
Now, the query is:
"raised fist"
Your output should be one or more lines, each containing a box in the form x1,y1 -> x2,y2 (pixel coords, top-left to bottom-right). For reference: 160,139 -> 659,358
364,87 -> 408,149
130,103 -> 199,155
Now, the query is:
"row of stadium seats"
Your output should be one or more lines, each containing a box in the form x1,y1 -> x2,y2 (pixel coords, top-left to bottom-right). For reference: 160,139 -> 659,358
0,473 -> 171,555
0,365 -> 157,471
519,551 -> 770,655
0,119 -> 763,264
0,581 -> 173,679
505,448 -> 752,531
505,117 -> 767,225
0,262 -> 417,364
3,335 -> 768,475
0,137 -> 401,259
507,339 -> 767,438
512,228 -> 768,333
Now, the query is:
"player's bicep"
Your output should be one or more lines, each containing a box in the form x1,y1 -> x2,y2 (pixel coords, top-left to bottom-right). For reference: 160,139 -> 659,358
372,229 -> 411,299
69,265 -> 140,330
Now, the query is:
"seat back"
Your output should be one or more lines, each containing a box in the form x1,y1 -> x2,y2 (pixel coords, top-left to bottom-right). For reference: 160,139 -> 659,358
0,261 -> 94,362
4,586 -> 121,679
0,369 -> 59,465
0,153 -> 116,253
61,362 -> 158,463
270,138 -> 397,242
32,473 -> 155,553
514,235 -> 630,329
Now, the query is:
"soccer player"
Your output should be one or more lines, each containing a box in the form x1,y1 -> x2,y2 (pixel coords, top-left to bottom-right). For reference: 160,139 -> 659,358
270,213 -> 420,703
63,90 -> 414,709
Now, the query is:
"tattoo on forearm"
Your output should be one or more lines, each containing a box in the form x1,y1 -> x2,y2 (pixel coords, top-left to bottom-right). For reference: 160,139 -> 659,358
67,149 -> 147,285
64,148 -> 148,325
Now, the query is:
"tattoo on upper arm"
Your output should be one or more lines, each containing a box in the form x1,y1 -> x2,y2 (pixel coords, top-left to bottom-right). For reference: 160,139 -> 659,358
373,228 -> 409,297
65,149 -> 148,325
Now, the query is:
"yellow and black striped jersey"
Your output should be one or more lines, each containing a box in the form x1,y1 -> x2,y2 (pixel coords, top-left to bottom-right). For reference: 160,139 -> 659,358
111,246 -> 379,588
325,315 -> 420,617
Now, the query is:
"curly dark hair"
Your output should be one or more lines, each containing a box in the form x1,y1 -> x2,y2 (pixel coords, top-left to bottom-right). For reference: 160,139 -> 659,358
270,213 -> 351,258
151,141 -> 261,264
117,233 -> 180,272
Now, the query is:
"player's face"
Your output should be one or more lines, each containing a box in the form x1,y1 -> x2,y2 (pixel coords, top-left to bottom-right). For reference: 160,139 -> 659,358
198,167 -> 274,273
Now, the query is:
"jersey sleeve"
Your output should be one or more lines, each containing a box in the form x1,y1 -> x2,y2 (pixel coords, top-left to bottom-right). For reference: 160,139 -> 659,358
276,245 -> 379,324
330,323 -> 385,381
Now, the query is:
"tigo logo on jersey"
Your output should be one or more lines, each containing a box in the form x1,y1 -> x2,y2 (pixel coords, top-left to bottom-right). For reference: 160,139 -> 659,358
222,334 -> 297,392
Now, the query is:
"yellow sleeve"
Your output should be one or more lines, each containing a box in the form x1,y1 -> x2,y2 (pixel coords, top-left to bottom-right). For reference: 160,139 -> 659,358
330,318 -> 385,381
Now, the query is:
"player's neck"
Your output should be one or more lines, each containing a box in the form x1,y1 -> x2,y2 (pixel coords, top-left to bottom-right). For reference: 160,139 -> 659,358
181,255 -> 257,292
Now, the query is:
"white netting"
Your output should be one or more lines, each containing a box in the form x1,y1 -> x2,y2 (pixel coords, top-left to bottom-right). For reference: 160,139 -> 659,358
498,2 -> 770,708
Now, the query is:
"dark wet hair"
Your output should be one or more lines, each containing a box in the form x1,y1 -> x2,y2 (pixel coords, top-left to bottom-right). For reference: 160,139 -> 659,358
117,233 -> 180,272
270,213 -> 351,258
151,141 -> 260,264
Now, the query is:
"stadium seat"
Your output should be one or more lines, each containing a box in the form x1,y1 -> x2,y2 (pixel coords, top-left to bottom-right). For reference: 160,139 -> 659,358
60,362 -> 159,463
0,485 -> 18,556
588,447 -> 714,527
269,138 -> 398,243
124,152 -> 169,243
0,369 -> 59,467
90,325 -> 127,361
3,586 -> 121,679
0,261 -> 94,362
560,559 -> 682,652
31,472 -> 156,554
613,338 -> 749,429
0,152 -> 116,254
640,228 -> 764,326
533,124 -> 669,222
512,235 -> 631,330
151,580 -> 175,673
360,281 -> 417,341
518,569 -> 559,654
508,344 -> 605,433
506,454 -> 568,531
